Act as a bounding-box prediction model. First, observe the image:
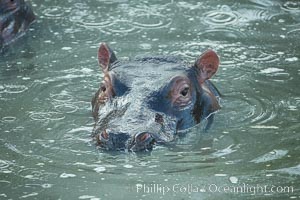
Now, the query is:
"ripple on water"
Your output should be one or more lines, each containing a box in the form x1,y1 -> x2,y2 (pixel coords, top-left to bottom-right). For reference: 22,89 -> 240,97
18,168 -> 57,181
176,2 -> 203,10
198,28 -> 247,42
258,67 -> 291,81
131,9 -> 172,29
204,10 -> 238,26
281,1 -> 300,12
0,84 -> 28,94
248,98 -> 277,125
248,50 -> 279,64
0,160 -> 13,173
19,193 -> 38,199
287,28 -> 300,40
69,5 -> 139,35
54,104 -> 78,114
178,41 -> 220,59
175,43 -> 249,80
50,92 -> 73,102
70,4 -> 172,35
50,91 -> 78,114
251,9 -> 273,21
29,112 -> 65,121
159,153 -> 216,174
222,92 -> 278,128
225,46 -> 281,72
42,6 -> 71,18
73,2 -> 90,10
212,145 -> 238,158
69,10 -> 113,29
105,19 -> 137,34
272,164 -> 300,176
251,149 -> 288,163
1,116 -> 17,123
73,20 -> 113,29
238,9 -> 273,22
216,44 -> 248,71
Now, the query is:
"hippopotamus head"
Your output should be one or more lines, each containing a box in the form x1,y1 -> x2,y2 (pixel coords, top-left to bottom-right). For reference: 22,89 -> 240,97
92,43 -> 221,152
0,0 -> 35,49
0,0 -> 25,14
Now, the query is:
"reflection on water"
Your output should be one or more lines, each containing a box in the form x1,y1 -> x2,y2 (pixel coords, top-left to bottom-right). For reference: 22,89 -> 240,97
0,0 -> 300,199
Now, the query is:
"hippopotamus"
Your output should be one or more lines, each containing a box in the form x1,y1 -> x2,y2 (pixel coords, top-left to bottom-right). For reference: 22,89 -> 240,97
92,43 -> 221,152
0,0 -> 35,50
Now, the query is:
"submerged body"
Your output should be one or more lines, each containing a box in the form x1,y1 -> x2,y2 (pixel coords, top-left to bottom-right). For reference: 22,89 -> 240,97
92,43 -> 221,152
0,0 -> 35,50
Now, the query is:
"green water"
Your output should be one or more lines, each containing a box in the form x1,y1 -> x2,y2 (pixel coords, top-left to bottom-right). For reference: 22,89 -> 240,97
0,0 -> 300,199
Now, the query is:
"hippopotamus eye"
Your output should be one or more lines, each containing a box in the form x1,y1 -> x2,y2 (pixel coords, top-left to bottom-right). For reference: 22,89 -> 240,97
100,85 -> 106,92
169,76 -> 192,108
180,87 -> 189,97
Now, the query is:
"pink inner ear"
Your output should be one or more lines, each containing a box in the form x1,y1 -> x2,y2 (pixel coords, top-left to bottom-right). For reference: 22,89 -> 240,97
197,50 -> 219,81
98,43 -> 110,70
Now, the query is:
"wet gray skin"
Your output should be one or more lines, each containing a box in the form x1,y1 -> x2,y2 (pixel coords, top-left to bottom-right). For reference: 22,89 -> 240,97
92,43 -> 221,152
0,0 -> 35,50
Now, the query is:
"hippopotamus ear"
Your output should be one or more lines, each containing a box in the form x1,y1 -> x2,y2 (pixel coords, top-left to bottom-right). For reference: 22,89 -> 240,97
195,50 -> 219,83
98,43 -> 117,72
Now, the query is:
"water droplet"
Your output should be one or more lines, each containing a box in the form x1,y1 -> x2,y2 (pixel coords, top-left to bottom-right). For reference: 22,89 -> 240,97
259,68 -> 284,74
139,43 -> 152,50
62,47 -> 72,50
94,166 -> 106,173
20,193 -> 38,199
59,173 -> 76,178
229,176 -> 238,184
285,57 -> 298,62
266,174 -> 273,177
215,174 -> 227,177
124,164 -> 133,169
250,125 -> 279,129
79,195 -> 98,200
41,184 -> 53,188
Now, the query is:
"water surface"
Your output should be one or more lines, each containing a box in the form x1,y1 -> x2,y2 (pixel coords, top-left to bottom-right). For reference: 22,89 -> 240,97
0,0 -> 300,199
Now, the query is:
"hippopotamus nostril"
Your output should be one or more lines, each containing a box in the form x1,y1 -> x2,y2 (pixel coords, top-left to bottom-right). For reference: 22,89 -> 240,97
128,132 -> 156,152
101,129 -> 109,140
135,132 -> 152,143
95,129 -> 110,146
155,113 -> 164,124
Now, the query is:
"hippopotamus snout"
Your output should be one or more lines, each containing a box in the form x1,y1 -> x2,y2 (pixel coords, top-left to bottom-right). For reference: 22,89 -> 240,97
96,129 -> 157,152
94,110 -> 176,151
93,95 -> 178,151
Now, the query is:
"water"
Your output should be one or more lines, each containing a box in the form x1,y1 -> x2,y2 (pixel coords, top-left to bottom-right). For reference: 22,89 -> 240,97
0,0 -> 300,199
